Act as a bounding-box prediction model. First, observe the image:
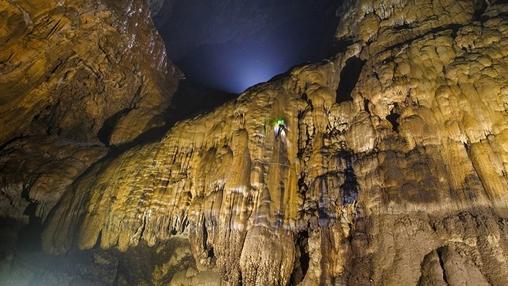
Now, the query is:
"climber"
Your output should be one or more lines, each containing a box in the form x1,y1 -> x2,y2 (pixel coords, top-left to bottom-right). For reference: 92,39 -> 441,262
274,118 -> 288,139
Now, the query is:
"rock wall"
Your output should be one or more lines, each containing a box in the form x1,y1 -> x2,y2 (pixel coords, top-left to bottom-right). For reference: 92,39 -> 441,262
0,0 -> 179,221
3,0 -> 508,285
39,1 -> 508,285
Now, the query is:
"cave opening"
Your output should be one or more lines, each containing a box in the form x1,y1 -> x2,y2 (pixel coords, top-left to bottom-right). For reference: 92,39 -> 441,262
201,219 -> 215,260
339,150 -> 359,205
290,230 -> 310,284
153,0 -> 342,94
336,57 -> 366,104
386,107 -> 401,132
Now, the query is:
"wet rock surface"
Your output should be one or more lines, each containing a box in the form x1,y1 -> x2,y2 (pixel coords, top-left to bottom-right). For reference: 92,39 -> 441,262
3,0 -> 508,285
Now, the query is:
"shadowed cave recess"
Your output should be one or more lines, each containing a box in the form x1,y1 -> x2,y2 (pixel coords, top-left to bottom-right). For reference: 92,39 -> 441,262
3,0 -> 508,285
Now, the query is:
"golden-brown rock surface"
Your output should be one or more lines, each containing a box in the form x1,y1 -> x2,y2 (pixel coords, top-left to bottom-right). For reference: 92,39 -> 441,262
0,0 -> 179,221
5,0 -> 508,285
38,1 -> 508,285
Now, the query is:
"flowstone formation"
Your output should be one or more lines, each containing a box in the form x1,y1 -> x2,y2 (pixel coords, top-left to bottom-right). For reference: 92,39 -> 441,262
0,0 -> 179,283
0,0 -> 179,221
38,0 -> 508,285
4,0 -> 508,285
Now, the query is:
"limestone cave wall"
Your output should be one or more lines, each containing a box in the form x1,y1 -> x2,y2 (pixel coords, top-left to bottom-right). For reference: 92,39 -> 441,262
0,0 -> 180,222
3,0 -> 508,285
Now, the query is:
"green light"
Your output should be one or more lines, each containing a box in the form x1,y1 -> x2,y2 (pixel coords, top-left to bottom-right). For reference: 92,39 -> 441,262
275,118 -> 285,126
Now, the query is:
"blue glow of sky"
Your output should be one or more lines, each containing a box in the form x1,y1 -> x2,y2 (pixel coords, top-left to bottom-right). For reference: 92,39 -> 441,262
155,0 -> 340,93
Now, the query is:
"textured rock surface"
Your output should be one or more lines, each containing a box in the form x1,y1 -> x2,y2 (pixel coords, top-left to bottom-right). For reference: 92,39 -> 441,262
0,1 -> 179,283
4,0 -> 508,285
0,0 -> 179,222
39,1 -> 508,285
0,0 -> 178,145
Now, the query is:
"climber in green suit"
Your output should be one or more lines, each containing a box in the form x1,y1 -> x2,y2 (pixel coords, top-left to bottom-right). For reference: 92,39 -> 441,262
274,118 -> 288,139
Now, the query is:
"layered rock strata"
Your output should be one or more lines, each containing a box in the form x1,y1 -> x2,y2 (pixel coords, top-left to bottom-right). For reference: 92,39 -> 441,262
40,1 -> 508,285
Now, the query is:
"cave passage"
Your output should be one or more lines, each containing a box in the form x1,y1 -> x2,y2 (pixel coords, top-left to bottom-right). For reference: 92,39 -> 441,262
336,56 -> 366,103
154,0 -> 341,93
